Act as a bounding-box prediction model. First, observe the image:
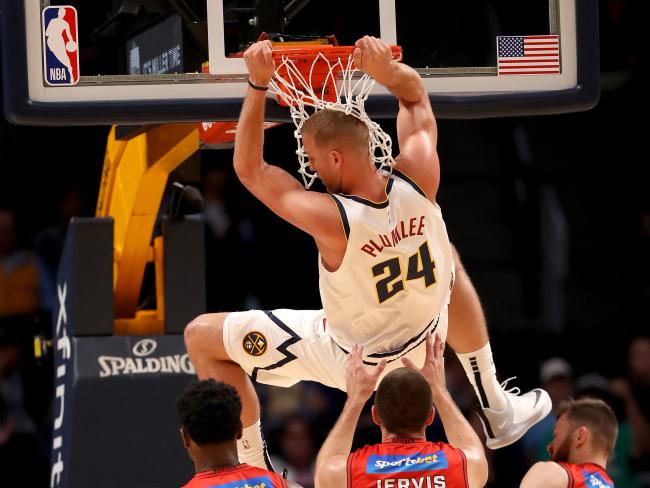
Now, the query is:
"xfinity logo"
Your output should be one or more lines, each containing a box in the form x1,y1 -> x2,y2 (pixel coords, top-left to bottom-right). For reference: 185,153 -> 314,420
98,338 -> 195,378
51,283 -> 70,487
132,338 -> 157,357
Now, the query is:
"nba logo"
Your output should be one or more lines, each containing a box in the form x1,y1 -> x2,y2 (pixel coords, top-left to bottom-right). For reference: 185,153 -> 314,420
42,6 -> 79,86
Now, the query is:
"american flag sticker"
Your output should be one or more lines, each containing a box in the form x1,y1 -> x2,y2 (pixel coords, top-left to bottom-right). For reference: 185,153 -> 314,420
497,35 -> 560,75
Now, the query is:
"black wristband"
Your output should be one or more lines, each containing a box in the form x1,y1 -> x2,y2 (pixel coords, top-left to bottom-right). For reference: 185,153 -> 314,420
247,78 -> 269,91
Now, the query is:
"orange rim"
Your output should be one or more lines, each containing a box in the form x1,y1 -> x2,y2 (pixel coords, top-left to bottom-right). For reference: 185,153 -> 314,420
269,45 -> 402,106
271,45 -> 402,63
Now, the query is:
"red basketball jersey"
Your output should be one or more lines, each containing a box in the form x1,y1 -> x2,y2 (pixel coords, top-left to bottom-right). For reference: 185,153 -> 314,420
182,463 -> 287,488
557,462 -> 614,488
347,438 -> 468,488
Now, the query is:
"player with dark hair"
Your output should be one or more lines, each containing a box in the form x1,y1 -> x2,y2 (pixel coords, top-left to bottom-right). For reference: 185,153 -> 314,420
316,334 -> 488,488
177,379 -> 298,488
520,398 -> 617,488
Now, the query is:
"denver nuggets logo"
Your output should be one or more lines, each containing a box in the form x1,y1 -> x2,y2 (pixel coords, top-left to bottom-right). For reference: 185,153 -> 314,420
243,332 -> 267,356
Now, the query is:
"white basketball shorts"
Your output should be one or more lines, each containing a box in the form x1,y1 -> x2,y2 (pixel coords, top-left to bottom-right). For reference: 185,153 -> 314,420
222,308 -> 448,391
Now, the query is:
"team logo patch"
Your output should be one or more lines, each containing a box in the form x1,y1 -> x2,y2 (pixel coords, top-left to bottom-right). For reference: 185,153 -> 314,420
366,451 -> 449,474
582,470 -> 613,488
42,6 -> 80,86
217,475 -> 274,488
243,332 -> 268,357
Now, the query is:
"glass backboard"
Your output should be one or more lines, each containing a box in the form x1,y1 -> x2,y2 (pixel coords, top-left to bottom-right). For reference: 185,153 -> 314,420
1,0 -> 599,125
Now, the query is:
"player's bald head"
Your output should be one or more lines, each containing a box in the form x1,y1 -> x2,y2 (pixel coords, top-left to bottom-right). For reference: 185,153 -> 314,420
375,368 -> 433,436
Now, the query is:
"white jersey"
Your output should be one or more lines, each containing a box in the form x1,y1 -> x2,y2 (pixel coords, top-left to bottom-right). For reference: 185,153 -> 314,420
318,170 -> 454,354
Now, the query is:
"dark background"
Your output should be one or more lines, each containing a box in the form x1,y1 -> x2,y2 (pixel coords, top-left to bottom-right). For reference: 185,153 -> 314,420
0,1 -> 649,487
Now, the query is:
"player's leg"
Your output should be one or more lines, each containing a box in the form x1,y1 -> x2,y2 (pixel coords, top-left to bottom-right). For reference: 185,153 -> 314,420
186,309 -> 347,470
446,248 -> 502,408
446,245 -> 551,449
184,313 -> 270,469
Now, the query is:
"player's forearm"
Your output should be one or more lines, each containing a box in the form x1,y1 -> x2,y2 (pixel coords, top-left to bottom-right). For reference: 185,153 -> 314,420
433,390 -> 483,452
233,88 -> 268,185
315,399 -> 364,473
434,391 -> 487,487
375,61 -> 426,104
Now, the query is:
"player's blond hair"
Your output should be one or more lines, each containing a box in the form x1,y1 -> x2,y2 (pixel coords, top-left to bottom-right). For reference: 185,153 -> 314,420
301,109 -> 370,154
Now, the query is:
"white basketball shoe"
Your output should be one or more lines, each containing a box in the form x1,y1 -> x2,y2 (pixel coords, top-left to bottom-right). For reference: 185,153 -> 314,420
477,377 -> 552,450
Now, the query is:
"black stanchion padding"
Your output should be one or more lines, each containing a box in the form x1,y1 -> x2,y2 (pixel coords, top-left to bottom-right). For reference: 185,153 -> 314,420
58,335 -> 196,488
58,217 -> 114,337
162,215 -> 206,334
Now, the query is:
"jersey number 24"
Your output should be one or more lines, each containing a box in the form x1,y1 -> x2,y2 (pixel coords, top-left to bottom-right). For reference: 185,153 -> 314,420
371,241 -> 436,303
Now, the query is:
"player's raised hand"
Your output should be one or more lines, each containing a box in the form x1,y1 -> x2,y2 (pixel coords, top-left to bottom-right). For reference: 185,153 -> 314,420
402,333 -> 447,400
353,36 -> 394,82
243,39 -> 275,87
345,345 -> 387,405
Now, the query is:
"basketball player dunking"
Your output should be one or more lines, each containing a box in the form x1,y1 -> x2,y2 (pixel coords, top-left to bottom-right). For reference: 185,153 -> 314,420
185,36 -> 551,469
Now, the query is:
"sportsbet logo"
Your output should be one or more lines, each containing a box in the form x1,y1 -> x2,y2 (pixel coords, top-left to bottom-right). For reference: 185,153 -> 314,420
583,470 -> 613,488
367,451 -> 449,474
218,476 -> 274,488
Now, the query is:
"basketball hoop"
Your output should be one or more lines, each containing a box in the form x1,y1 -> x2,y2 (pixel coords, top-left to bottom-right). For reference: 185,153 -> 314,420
267,45 -> 402,189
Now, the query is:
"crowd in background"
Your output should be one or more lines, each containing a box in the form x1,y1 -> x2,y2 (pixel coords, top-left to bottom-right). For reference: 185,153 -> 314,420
0,158 -> 648,486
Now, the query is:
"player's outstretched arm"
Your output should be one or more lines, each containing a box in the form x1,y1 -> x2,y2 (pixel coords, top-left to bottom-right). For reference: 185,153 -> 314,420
315,346 -> 387,488
354,36 -> 440,202
233,41 -> 343,248
233,40 -> 274,188
520,461 -> 569,488
403,334 -> 488,488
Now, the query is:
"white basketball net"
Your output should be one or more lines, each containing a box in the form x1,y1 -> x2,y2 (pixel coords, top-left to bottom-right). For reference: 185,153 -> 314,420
267,52 -> 396,189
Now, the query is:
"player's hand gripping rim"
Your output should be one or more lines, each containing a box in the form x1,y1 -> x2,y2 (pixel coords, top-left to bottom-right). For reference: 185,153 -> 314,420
353,36 -> 398,80
243,39 -> 275,88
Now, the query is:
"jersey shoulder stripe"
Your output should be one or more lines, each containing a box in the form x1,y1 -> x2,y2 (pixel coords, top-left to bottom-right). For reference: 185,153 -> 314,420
330,194 -> 351,239
392,168 -> 427,198
335,177 -> 394,209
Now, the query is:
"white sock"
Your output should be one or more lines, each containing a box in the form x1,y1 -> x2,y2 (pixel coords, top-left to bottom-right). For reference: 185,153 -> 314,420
457,342 -> 507,411
237,419 -> 275,471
